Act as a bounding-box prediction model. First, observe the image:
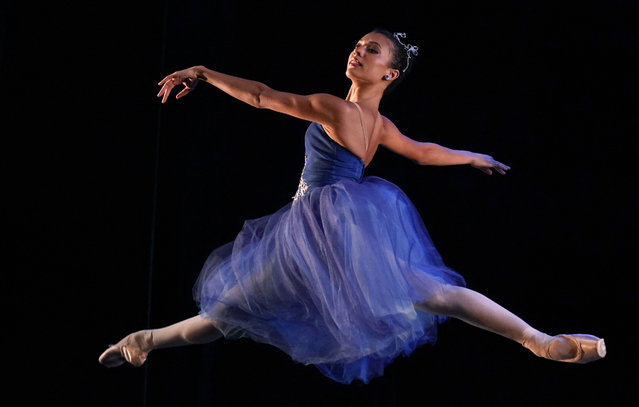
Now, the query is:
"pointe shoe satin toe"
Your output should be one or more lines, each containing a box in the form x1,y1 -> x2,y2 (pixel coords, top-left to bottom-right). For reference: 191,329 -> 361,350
99,331 -> 153,368
557,334 -> 606,364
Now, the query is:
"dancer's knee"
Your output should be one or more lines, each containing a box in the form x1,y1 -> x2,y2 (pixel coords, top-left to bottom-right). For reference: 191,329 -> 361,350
415,283 -> 460,315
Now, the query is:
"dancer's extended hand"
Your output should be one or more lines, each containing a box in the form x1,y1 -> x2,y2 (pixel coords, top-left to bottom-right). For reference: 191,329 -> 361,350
470,153 -> 510,175
157,67 -> 202,103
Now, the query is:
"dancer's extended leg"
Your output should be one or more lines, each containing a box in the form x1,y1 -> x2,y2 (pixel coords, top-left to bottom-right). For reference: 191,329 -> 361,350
99,315 -> 223,368
415,282 -> 606,363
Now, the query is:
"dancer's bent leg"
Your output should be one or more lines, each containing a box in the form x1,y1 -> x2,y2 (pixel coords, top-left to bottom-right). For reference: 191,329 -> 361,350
415,282 -> 605,363
99,315 -> 223,368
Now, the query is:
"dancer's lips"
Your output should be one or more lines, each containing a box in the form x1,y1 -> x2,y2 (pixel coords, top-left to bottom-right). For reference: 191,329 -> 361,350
349,58 -> 361,67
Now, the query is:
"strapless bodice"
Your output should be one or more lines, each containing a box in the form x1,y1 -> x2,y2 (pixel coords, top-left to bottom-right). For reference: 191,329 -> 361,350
293,122 -> 365,200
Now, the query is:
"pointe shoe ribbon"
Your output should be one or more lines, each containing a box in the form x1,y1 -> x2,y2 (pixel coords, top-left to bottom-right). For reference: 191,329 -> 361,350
556,334 -> 606,364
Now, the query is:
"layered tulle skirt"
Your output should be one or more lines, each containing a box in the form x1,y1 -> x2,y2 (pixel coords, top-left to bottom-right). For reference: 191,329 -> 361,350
193,176 -> 465,384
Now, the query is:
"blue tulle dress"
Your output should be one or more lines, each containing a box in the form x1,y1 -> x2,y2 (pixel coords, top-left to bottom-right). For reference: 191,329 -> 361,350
193,121 -> 466,384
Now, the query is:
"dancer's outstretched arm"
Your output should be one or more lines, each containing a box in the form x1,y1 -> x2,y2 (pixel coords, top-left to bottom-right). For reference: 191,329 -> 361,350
379,116 -> 511,175
157,65 -> 346,125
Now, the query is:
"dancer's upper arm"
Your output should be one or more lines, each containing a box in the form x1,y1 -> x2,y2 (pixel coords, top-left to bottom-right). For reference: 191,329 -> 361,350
379,117 -> 428,163
255,88 -> 347,127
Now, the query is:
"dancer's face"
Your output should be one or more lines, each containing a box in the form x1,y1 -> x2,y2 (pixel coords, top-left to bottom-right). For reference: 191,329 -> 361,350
346,32 -> 397,84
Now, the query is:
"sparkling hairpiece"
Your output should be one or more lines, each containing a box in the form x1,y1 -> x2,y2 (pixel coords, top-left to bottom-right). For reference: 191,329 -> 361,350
393,32 -> 419,72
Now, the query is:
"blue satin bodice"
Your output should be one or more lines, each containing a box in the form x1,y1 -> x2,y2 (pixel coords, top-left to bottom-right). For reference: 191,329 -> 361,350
293,122 -> 365,200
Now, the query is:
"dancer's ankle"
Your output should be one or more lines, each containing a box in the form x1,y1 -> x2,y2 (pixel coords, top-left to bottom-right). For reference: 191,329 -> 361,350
521,327 -> 553,358
136,329 -> 154,353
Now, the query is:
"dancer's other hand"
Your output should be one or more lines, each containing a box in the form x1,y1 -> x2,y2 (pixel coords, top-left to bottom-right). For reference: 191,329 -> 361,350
157,66 -> 203,103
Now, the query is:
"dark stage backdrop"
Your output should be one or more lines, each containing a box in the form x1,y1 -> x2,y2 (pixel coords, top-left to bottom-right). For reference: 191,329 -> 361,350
4,1 -> 637,406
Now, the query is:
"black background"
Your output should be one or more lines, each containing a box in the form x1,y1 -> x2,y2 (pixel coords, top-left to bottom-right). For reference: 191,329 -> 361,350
3,0 -> 637,406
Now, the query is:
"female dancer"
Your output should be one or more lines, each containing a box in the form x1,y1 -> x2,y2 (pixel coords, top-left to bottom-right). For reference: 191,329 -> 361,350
99,29 -> 605,384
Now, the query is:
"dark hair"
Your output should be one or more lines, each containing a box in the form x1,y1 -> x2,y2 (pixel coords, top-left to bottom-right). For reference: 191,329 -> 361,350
371,28 -> 417,93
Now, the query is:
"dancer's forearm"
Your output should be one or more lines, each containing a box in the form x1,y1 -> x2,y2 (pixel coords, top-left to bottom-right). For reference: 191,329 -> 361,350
415,142 -> 477,166
194,65 -> 272,108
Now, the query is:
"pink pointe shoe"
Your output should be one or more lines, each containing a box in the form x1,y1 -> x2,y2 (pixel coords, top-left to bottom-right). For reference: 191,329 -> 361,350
555,334 -> 607,364
98,330 -> 153,368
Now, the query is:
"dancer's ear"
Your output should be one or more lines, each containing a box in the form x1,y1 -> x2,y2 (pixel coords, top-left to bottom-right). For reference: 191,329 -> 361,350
383,69 -> 400,81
